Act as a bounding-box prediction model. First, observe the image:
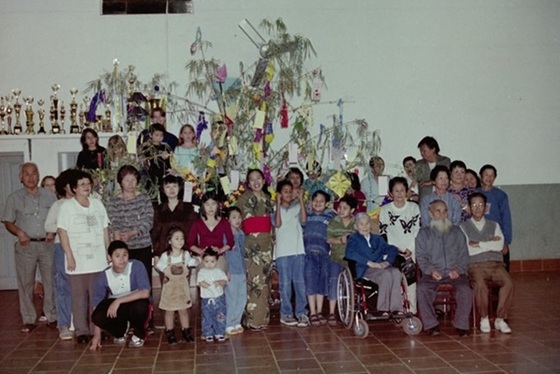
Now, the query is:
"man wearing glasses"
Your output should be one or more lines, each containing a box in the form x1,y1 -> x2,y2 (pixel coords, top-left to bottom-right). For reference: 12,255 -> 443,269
460,192 -> 513,334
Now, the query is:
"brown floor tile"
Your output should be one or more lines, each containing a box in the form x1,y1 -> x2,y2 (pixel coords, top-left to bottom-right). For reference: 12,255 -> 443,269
313,349 -> 356,362
113,356 -> 156,368
391,346 -> 436,358
400,355 -> 450,369
448,359 -> 502,373
498,362 -> 554,373
69,364 -> 115,374
272,347 -> 314,360
31,360 -> 76,372
321,360 -> 367,373
235,355 -> 278,369
194,363 -> 236,373
481,351 -> 533,365
153,359 -> 194,372
276,357 -> 321,370
355,352 -> 401,366
364,364 -> 414,373
435,349 -> 484,361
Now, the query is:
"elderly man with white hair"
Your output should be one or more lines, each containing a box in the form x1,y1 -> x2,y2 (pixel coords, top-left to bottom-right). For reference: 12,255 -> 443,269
345,213 -> 404,317
416,200 -> 472,337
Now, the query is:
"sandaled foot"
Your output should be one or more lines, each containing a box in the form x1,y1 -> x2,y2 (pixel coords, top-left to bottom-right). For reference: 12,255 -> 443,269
309,314 -> 321,327
327,314 -> 337,327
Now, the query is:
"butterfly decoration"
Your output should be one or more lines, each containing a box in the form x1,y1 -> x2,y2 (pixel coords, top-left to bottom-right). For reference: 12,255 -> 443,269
388,211 -> 400,226
400,215 -> 419,234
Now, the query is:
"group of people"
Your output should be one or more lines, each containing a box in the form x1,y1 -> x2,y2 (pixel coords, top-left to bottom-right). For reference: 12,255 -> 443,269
1,122 -> 514,350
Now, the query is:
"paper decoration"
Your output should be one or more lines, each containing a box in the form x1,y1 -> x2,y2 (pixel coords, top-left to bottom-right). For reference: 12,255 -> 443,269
127,133 -> 137,154
253,110 -> 266,129
183,181 -> 193,203
289,143 -> 299,165
378,175 -> 389,197
326,171 -> 351,198
220,176 -> 231,195
230,170 -> 240,191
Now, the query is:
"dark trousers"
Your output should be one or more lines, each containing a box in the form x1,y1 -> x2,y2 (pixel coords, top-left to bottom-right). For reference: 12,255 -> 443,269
417,274 -> 472,331
92,298 -> 150,339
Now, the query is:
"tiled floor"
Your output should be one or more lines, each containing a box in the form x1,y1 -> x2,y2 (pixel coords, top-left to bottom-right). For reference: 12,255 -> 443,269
1,271 -> 559,373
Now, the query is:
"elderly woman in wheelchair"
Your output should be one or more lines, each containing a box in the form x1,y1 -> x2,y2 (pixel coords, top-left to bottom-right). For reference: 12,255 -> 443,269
339,213 -> 422,336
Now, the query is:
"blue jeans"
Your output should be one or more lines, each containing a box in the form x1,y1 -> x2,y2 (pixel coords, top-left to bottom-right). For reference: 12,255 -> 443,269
304,251 -> 329,296
54,243 -> 72,328
276,255 -> 307,318
201,294 -> 226,337
225,273 -> 247,329
328,262 -> 344,301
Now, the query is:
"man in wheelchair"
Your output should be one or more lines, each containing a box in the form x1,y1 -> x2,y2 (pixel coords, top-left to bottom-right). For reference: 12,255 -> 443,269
345,213 -> 405,318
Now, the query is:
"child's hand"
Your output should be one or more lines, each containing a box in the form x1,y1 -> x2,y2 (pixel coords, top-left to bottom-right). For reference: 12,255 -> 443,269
216,280 -> 227,288
199,281 -> 211,289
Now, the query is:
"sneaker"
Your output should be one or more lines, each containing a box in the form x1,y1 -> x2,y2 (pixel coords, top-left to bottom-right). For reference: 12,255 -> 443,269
113,336 -> 126,344
128,335 -> 144,348
297,315 -> 310,327
226,326 -> 238,335
77,334 -> 92,344
495,318 -> 512,334
280,316 -> 298,326
205,336 -> 214,342
38,315 -> 47,322
480,317 -> 491,333
234,325 -> 244,334
215,335 -> 226,342
59,327 -> 73,341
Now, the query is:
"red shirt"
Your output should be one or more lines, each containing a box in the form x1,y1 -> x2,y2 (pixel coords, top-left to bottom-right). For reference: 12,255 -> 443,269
187,218 -> 234,253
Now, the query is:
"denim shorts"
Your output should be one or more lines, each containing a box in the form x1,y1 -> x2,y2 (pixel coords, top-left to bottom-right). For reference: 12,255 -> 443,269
304,251 -> 329,295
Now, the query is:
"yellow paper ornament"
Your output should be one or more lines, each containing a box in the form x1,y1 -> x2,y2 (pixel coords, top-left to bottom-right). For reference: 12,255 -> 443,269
326,171 -> 351,198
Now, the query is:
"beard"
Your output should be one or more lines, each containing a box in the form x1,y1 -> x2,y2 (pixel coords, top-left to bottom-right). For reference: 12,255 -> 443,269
430,218 -> 452,234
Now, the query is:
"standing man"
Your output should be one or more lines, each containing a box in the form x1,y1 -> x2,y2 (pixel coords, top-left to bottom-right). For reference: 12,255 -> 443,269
416,200 -> 472,336
461,192 -> 513,334
2,162 -> 58,332
478,164 -> 513,272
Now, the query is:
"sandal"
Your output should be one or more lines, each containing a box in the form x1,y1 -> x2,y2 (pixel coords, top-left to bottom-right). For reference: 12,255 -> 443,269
327,314 -> 337,327
318,314 -> 327,325
309,314 -> 321,327
20,324 -> 36,333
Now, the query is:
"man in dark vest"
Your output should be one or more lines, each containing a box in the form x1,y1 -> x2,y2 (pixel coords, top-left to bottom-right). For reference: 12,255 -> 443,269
460,192 -> 513,334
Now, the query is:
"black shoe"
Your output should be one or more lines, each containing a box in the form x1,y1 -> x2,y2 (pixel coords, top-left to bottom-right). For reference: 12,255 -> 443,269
457,328 -> 470,337
427,326 -> 440,336
77,334 -> 92,344
46,320 -> 57,329
182,328 -> 194,343
166,329 -> 178,345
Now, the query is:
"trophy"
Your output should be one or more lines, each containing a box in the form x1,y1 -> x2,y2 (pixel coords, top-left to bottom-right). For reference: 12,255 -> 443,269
6,98 -> 13,135
82,96 -> 90,129
24,97 -> 35,134
0,97 -> 8,135
37,99 -> 46,134
60,101 -> 66,134
103,104 -> 112,132
69,88 -> 80,134
12,89 -> 23,135
50,84 -> 61,134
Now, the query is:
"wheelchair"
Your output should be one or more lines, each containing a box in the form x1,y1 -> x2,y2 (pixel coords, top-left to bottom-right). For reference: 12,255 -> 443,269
337,260 -> 423,338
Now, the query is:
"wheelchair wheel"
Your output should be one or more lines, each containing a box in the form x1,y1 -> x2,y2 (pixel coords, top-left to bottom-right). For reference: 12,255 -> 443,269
337,267 -> 355,329
353,317 -> 369,338
402,316 -> 423,336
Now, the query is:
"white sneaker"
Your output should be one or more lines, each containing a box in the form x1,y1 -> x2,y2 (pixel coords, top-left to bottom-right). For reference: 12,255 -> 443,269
480,317 -> 491,333
495,318 -> 512,334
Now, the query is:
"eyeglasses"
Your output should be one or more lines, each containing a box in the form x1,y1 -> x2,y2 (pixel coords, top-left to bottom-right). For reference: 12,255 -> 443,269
470,203 -> 485,208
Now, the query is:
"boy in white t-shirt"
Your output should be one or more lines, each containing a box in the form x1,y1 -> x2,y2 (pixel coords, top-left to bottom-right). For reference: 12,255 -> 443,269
197,248 -> 228,342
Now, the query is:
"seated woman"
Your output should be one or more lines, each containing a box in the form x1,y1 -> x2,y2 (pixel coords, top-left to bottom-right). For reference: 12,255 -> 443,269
345,213 -> 404,317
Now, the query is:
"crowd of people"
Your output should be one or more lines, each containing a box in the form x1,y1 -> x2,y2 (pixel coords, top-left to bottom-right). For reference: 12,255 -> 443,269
1,108 -> 515,350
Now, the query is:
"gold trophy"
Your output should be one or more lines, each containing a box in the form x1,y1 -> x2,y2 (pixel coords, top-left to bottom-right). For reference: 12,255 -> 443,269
50,84 -> 61,134
0,97 -> 8,135
82,96 -> 90,128
103,104 -> 112,132
37,99 -> 46,134
24,97 -> 35,134
12,89 -> 23,135
69,88 -> 80,134
60,101 -> 66,134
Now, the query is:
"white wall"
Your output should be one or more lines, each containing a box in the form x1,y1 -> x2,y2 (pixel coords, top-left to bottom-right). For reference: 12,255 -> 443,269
1,0 -> 560,184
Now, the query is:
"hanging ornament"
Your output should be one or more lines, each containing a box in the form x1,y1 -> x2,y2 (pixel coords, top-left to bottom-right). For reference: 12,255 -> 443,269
195,111 -> 208,141
190,27 -> 202,55
280,99 -> 289,128
311,69 -> 322,102
326,171 -> 351,198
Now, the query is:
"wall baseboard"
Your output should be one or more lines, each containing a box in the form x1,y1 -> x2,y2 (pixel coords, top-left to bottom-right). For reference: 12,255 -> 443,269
510,259 -> 560,272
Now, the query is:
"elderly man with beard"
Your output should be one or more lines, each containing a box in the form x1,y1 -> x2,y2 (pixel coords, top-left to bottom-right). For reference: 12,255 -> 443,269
416,200 -> 472,336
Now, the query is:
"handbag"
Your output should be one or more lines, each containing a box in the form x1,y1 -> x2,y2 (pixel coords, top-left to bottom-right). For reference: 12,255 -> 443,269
395,255 -> 417,286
